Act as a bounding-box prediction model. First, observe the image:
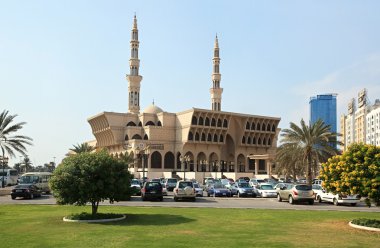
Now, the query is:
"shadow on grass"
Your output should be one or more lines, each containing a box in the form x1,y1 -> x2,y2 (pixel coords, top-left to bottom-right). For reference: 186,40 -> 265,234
95,213 -> 195,226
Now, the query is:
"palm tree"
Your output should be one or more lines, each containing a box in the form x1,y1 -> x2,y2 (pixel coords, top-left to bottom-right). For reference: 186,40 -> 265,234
21,156 -> 33,173
69,143 -> 95,154
0,110 -> 33,160
279,119 -> 341,185
275,144 -> 305,181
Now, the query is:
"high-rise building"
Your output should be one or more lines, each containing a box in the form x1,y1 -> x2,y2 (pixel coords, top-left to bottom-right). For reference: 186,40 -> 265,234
309,94 -> 337,135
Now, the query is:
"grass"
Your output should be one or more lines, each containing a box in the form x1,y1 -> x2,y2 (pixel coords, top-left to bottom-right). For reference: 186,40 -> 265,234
0,205 -> 379,248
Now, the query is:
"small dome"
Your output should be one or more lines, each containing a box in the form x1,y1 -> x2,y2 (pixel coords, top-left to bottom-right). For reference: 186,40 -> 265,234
143,104 -> 164,114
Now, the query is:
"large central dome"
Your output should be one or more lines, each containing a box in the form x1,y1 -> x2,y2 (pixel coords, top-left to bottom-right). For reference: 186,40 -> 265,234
143,104 -> 164,114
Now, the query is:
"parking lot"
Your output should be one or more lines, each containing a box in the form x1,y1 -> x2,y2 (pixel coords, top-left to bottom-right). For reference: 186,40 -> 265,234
1,190 -> 379,212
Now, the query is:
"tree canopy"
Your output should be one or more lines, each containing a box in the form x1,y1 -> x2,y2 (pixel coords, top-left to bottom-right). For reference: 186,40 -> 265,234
69,143 -> 95,154
320,143 -> 380,206
50,151 -> 134,215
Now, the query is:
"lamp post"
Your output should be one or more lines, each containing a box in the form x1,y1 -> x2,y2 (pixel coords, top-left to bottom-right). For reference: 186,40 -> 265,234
1,156 -> 9,188
138,145 -> 150,184
180,155 -> 190,181
201,160 -> 207,182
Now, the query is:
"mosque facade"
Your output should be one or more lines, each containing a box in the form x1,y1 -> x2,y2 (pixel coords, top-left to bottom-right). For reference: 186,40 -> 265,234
87,16 -> 281,181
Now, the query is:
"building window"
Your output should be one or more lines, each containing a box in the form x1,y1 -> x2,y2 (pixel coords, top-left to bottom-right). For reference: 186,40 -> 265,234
192,116 -> 198,125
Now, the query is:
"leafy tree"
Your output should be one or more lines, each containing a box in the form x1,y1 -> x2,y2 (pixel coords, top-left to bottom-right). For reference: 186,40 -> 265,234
21,156 -> 33,173
279,119 -> 341,185
13,163 -> 22,174
69,143 -> 95,154
275,144 -> 305,180
50,151 -> 134,215
0,110 -> 33,160
320,143 -> 380,206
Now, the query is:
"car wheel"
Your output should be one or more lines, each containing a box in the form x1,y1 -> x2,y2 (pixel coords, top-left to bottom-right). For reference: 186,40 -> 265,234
207,193 -> 210,197
333,198 -> 339,206
142,196 -> 146,201
30,193 -> 34,199
350,203 -> 356,206
308,200 -> 314,205
159,196 -> 163,201
253,193 -> 257,198
237,192 -> 241,198
11,196 -> 16,200
277,194 -> 282,202
316,195 -> 322,203
288,195 -> 294,204
174,197 -> 178,202
192,197 -> 196,202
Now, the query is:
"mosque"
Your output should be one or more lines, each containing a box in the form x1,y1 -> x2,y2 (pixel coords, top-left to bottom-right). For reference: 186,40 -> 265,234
87,15 -> 281,181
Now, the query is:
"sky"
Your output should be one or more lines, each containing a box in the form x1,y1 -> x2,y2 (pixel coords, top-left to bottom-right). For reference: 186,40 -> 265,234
1,1 -> 380,166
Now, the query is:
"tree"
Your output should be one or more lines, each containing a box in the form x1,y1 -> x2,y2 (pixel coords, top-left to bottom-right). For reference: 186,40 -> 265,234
279,119 -> 341,185
0,110 -> 33,160
21,156 -> 33,173
69,143 -> 95,154
13,163 -> 22,174
275,144 -> 305,180
320,143 -> 380,206
49,151 -> 134,215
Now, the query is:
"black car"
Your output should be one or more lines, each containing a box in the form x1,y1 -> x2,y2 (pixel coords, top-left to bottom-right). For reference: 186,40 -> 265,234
141,182 -> 163,201
11,184 -> 42,199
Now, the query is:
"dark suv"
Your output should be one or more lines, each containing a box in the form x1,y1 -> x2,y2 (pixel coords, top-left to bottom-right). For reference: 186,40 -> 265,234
141,182 -> 163,201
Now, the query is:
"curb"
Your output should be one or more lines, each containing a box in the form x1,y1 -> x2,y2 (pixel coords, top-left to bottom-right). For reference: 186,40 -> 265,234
63,214 -> 126,223
349,221 -> 380,232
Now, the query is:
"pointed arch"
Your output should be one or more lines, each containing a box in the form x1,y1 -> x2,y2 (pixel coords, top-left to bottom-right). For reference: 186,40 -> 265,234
211,118 -> 216,127
164,152 -> 175,169
198,117 -> 204,125
272,124 -> 276,132
263,138 -> 266,146
268,138 -> 272,146
131,134 -> 142,140
188,131 -> 194,141
125,134 -> 129,141
157,121 -> 162,126
205,117 -> 210,126
201,133 -> 206,141
213,134 -> 218,142
207,133 -> 212,142
246,122 -> 250,130
151,151 -> 162,169
247,136 -> 251,144
258,138 -> 262,145
242,136 -> 246,144
217,119 -> 222,127
192,116 -> 198,125
267,123 -> 271,131
253,137 -> 256,144
251,122 -> 255,130
138,121 -> 142,127
195,132 -> 200,141
145,121 -> 155,126
261,123 -> 265,131
219,134 -> 224,143
176,152 -> 182,170
223,119 -> 228,128
143,134 -> 148,140
126,121 -> 136,127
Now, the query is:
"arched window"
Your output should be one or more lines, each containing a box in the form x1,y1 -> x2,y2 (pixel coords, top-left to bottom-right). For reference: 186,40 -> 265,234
164,152 -> 175,169
211,118 -> 216,127
267,124 -> 271,131
195,132 -> 200,141
268,138 -> 272,146
213,134 -> 218,142
198,117 -> 204,125
131,134 -> 142,140
223,119 -> 228,128
263,138 -> 266,145
205,117 -> 210,126
126,121 -> 136,127
258,138 -> 262,145
188,132 -> 194,141
192,116 -> 198,125
246,122 -> 250,130
217,119 -> 222,127
247,137 -> 251,144
201,133 -> 206,141
157,121 -> 162,126
261,123 -> 265,131
253,137 -> 256,144
272,124 -> 276,132
219,134 -> 224,143
251,122 -> 255,130
125,134 -> 129,141
207,133 -> 212,142
145,121 -> 155,126
242,136 -> 246,144
138,122 -> 142,127
151,151 -> 162,169
143,134 -> 148,140
256,123 -> 260,130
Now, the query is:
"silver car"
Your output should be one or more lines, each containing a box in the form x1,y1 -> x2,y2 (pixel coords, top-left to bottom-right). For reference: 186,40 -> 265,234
173,180 -> 196,201
277,184 -> 314,205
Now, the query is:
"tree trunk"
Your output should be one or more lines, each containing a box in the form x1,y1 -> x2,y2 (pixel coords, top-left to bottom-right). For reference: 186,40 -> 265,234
307,154 -> 312,186
91,201 -> 99,215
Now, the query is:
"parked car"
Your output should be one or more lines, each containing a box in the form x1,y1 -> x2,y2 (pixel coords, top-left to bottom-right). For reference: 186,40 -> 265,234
312,179 -> 323,185
203,177 -> 214,185
165,178 -> 178,191
238,177 -> 250,183
256,183 -> 277,198
162,183 -> 168,196
193,183 -> 203,197
316,190 -> 360,206
277,184 -> 314,205
220,179 -> 233,189
173,180 -> 196,201
130,179 -> 142,196
311,184 -> 323,199
249,178 -> 265,187
141,181 -> 163,201
207,183 -> 232,197
231,182 -> 257,197
11,184 -> 42,199
273,183 -> 287,193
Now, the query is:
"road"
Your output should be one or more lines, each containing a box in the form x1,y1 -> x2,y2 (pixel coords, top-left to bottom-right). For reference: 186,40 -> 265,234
1,192 -> 379,212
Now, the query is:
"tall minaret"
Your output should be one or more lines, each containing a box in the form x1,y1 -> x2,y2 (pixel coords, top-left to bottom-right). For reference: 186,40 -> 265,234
210,35 -> 223,111
126,14 -> 143,114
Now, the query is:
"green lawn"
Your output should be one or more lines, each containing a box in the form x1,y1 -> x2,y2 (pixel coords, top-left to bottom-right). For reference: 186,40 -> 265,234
0,205 -> 379,248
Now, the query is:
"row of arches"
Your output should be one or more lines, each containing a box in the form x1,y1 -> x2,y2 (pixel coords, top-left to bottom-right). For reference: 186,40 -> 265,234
246,121 -> 276,132
126,120 -> 162,127
125,134 -> 148,141
188,132 -> 225,143
191,116 -> 228,128
241,136 -> 272,146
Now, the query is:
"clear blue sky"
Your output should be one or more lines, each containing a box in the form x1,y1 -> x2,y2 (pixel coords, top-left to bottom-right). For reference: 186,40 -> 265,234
2,1 -> 380,166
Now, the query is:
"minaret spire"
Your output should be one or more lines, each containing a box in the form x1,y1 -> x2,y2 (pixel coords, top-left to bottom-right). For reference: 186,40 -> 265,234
127,14 -> 143,114
210,34 -> 223,111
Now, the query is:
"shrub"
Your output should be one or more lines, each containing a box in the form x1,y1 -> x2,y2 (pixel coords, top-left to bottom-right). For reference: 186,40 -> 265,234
351,218 -> 380,229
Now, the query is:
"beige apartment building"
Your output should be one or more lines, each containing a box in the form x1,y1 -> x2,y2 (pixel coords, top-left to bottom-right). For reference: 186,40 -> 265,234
87,16 -> 281,182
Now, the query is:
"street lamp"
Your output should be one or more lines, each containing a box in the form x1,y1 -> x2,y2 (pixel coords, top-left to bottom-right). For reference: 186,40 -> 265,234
136,145 -> 150,184
201,160 -> 208,182
180,155 -> 190,181
1,156 -> 9,188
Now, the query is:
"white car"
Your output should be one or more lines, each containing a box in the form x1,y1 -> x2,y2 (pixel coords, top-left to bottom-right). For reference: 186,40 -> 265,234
193,183 -> 203,197
316,190 -> 360,206
256,183 -> 277,198
311,184 -> 323,199
249,178 -> 265,187
173,180 -> 196,201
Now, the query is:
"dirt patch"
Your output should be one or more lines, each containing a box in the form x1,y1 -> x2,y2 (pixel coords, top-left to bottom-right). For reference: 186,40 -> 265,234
176,230 -> 196,235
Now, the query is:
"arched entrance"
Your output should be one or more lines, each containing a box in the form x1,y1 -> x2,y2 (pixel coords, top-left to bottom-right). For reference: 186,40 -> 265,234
221,134 -> 236,174
196,152 -> 206,172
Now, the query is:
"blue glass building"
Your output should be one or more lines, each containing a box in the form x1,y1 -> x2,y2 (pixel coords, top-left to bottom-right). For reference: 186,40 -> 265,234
309,94 -> 337,140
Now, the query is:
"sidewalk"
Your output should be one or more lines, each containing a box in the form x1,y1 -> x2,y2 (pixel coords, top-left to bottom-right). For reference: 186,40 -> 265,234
0,186 -> 12,196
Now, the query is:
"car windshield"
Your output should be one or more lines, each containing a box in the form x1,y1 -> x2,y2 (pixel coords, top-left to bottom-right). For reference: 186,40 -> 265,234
312,185 -> 322,190
146,182 -> 161,189
167,179 -> 177,183
193,183 -> 200,188
260,185 -> 274,190
238,183 -> 250,188
214,183 -> 225,189
179,182 -> 193,188
19,175 -> 39,184
131,180 -> 140,185
295,185 -> 312,191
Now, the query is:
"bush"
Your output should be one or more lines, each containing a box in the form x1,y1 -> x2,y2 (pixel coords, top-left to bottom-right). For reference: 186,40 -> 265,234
351,218 -> 380,229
